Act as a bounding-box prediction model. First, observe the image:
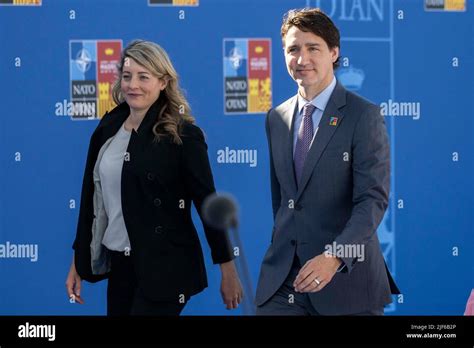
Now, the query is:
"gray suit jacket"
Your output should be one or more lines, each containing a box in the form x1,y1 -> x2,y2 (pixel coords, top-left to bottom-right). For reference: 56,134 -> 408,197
256,81 -> 400,315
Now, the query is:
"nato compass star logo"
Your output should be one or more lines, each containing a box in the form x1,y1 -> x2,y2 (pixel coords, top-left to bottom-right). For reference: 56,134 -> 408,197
75,48 -> 92,73
229,47 -> 244,70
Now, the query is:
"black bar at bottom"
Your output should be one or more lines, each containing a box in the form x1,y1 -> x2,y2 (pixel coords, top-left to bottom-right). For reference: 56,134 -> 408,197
0,316 -> 472,345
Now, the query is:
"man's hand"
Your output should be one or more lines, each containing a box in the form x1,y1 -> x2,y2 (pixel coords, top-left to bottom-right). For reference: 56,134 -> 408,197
219,261 -> 243,309
293,253 -> 342,293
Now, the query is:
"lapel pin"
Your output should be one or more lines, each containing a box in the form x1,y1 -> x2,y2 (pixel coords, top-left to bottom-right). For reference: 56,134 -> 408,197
329,117 -> 338,126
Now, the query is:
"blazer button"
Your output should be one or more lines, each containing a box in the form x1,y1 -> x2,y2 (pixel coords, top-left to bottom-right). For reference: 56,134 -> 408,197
295,204 -> 302,211
147,172 -> 155,181
290,240 -> 296,246
154,198 -> 162,207
154,226 -> 164,235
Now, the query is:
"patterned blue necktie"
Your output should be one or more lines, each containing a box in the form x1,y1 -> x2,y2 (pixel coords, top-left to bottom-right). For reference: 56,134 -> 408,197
294,103 -> 316,185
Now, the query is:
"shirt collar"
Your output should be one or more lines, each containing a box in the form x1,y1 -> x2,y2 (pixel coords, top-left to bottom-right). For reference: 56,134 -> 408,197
297,76 -> 337,114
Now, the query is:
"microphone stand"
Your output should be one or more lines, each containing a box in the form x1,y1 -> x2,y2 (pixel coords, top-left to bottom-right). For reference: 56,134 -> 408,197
228,220 -> 255,315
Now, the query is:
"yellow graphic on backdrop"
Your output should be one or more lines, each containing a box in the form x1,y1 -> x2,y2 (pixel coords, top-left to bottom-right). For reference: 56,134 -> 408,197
445,0 -> 465,11
12,0 -> 41,4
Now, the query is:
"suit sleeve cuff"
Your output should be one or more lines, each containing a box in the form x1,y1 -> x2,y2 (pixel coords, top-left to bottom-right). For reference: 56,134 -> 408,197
339,256 -> 358,273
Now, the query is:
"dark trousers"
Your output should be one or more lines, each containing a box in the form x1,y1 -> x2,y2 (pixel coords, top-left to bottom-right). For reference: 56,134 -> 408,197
256,255 -> 384,316
106,249 -> 186,316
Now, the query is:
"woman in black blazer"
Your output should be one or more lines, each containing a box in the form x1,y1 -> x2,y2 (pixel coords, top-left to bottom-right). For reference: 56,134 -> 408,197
65,40 -> 243,315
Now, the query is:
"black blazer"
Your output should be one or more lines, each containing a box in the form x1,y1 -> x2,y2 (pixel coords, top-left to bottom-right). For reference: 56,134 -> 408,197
73,96 -> 234,301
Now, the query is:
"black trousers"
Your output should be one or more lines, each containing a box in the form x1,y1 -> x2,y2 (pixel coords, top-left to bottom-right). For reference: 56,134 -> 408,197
106,249 -> 186,316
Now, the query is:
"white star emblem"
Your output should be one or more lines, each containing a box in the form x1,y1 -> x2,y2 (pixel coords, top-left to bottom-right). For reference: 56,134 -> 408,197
75,48 -> 92,74
229,47 -> 243,70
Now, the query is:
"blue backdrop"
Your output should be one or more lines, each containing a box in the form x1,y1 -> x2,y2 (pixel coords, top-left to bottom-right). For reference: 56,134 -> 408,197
1,0 -> 472,315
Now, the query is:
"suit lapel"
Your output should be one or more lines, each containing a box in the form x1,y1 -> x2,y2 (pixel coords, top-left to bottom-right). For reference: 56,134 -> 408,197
279,96 -> 298,197
295,82 -> 347,202
96,102 -> 129,143
97,96 -> 166,146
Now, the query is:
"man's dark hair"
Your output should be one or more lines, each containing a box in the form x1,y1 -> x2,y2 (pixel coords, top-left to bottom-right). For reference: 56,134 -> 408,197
281,8 -> 340,69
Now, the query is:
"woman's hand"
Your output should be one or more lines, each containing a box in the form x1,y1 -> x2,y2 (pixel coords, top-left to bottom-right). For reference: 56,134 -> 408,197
65,255 -> 84,304
219,261 -> 243,310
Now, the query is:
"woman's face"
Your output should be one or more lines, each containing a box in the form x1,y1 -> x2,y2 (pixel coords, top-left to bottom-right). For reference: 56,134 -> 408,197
120,57 -> 167,113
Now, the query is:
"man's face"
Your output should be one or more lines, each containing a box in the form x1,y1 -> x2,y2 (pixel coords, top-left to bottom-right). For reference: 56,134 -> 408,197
284,26 -> 339,97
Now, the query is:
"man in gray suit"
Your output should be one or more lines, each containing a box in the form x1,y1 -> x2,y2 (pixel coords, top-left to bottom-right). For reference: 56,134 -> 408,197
256,8 -> 400,315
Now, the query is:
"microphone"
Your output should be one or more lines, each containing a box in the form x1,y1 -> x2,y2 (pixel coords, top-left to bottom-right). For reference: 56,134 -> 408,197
201,192 -> 255,315
201,192 -> 239,230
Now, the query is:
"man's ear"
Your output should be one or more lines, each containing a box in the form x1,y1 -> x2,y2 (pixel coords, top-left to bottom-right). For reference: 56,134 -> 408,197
331,46 -> 340,64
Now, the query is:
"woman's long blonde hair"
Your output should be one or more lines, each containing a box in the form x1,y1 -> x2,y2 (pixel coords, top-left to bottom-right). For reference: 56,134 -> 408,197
112,40 -> 194,144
